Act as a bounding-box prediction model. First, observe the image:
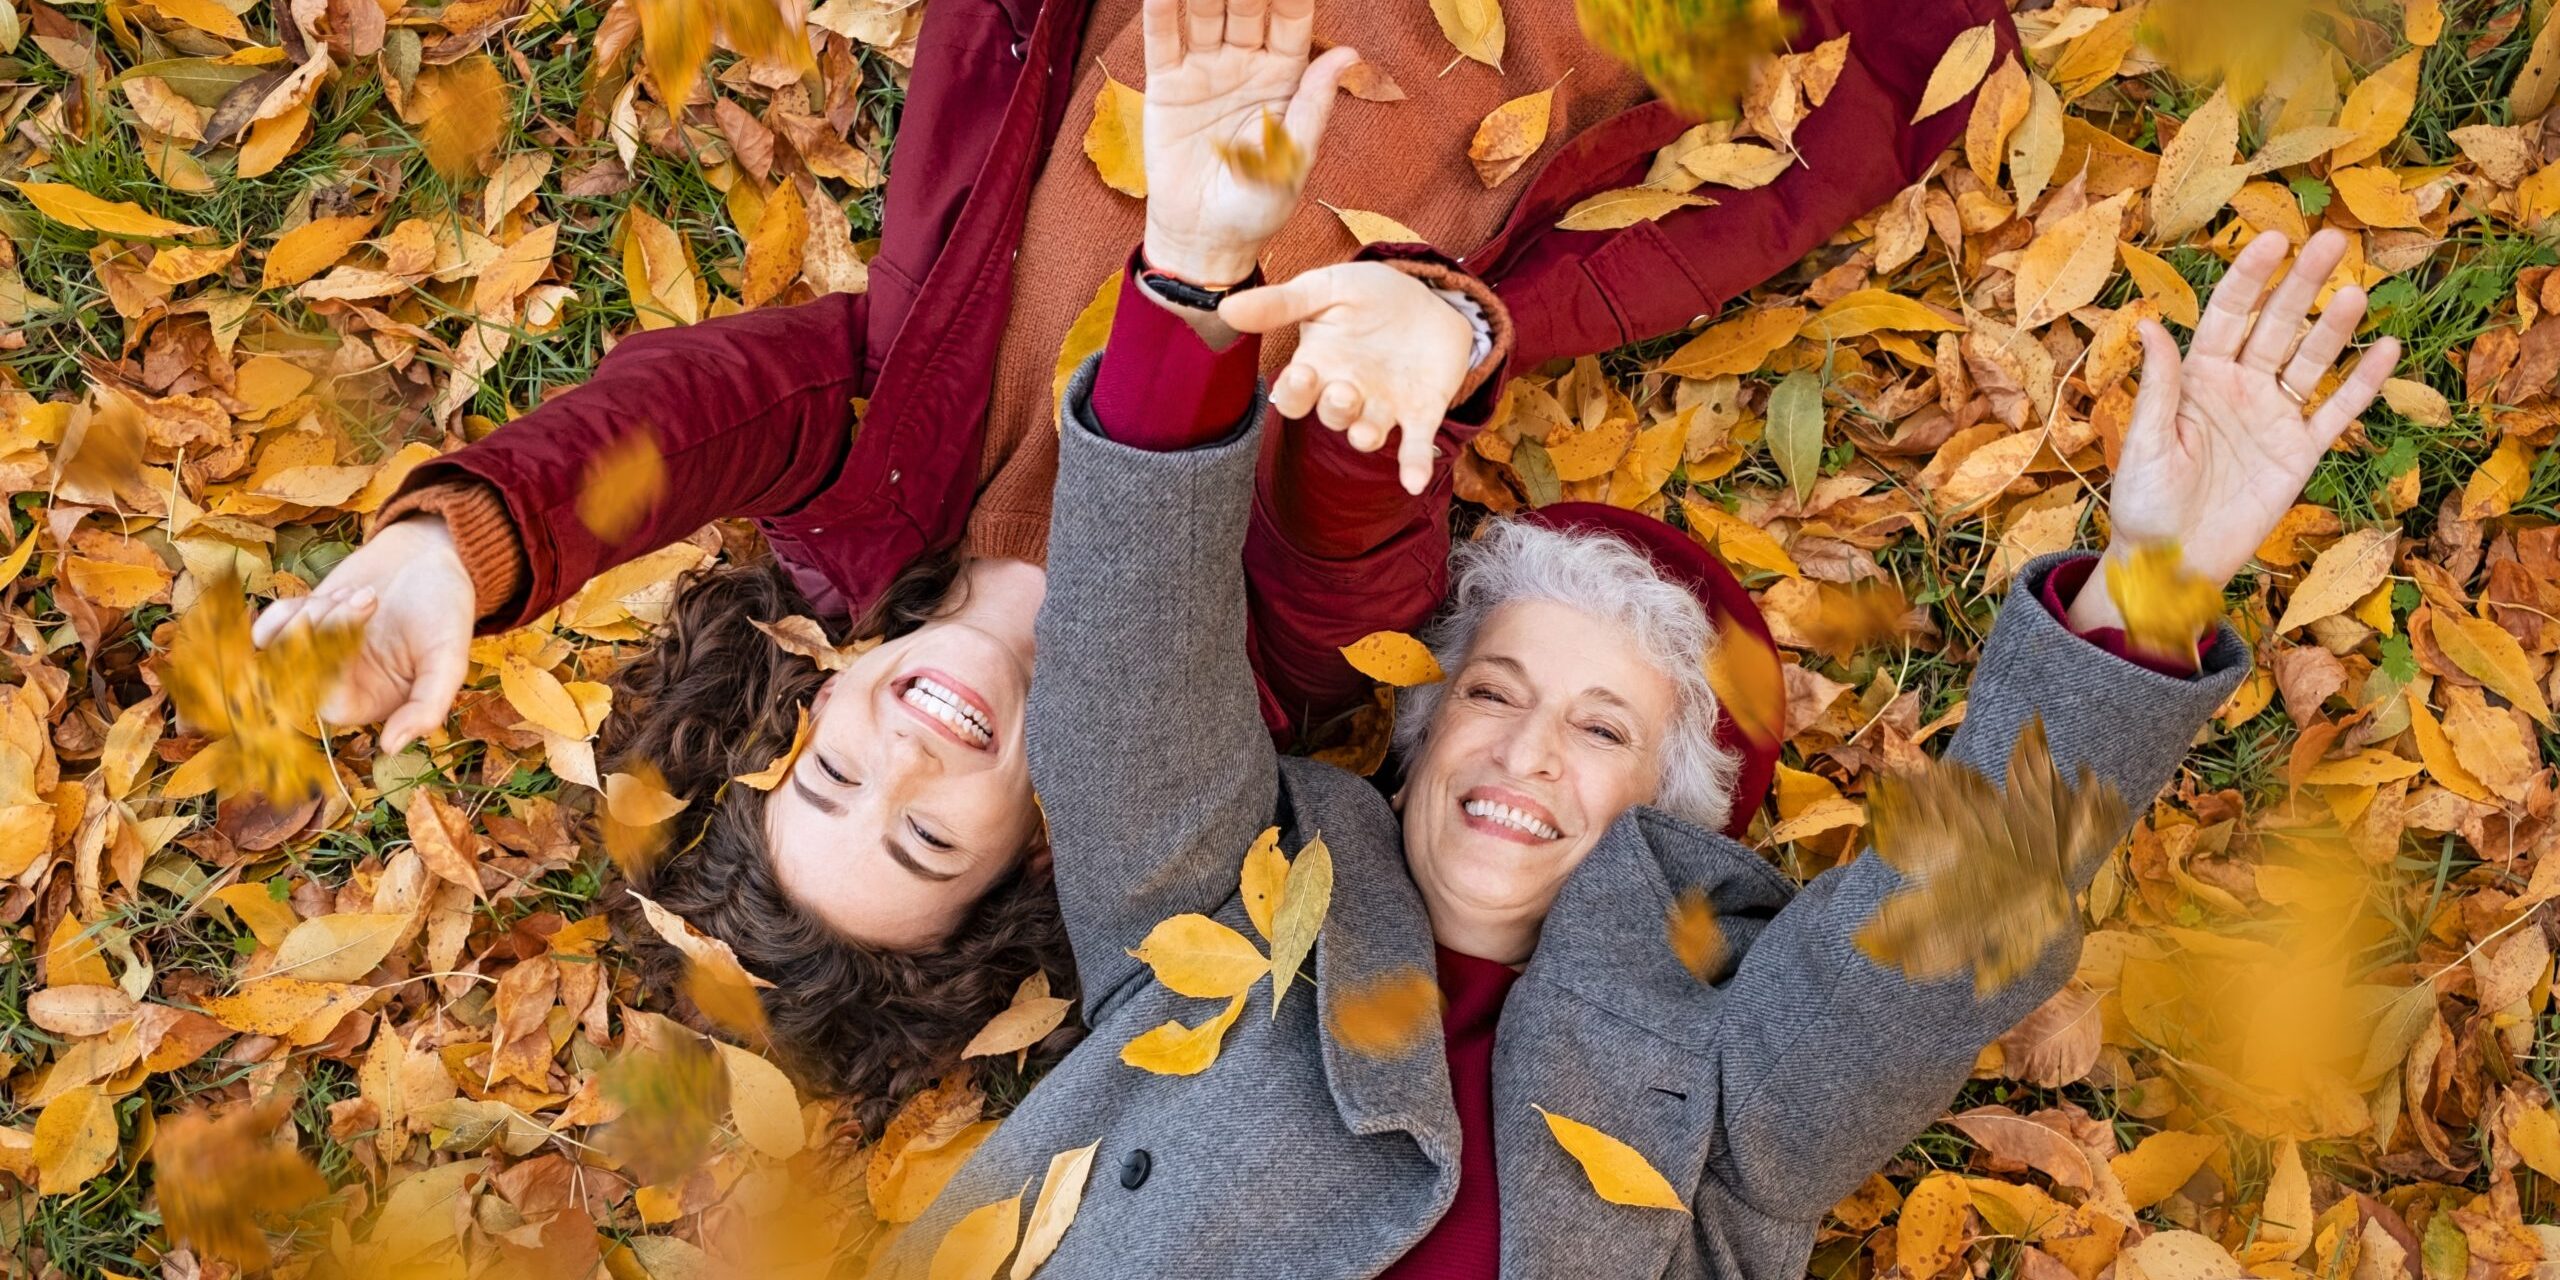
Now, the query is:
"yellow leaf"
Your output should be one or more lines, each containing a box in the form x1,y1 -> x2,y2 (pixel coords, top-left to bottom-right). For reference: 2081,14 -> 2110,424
1555,187 -> 1712,231
2012,192 -> 2130,329
2407,0 -> 2445,46
2298,750 -> 2422,787
162,575 -> 362,803
1858,720 -> 2125,997
201,977 -> 354,1036
622,207 -> 703,329
1214,108 -> 1307,190
1703,613 -> 1782,755
876,1120 -> 1000,1224
633,0 -> 711,106
963,971 -> 1074,1060
1119,989 -> 1248,1076
272,912 -> 409,983
1010,1143 -> 1098,1280
575,428 -> 667,543
1326,966 -> 1442,1059
733,704 -> 812,791
2245,1137 -> 2312,1263
1430,0 -> 1506,70
236,101 -> 309,179
2275,527 -> 2396,632
1469,82 -> 1558,189
145,241 -> 239,286
2430,612 -> 2554,727
2111,1130 -> 2219,1209
714,1040 -> 805,1159
1666,885 -> 1726,982
2331,50 -> 2422,170
1127,913 -> 1270,999
2510,1104 -> 2560,1180
212,883 -> 301,949
33,1084 -> 119,1196
1268,834 -> 1332,1016
2461,435 -> 2536,520
147,0 -> 247,40
1896,1172 -> 1973,1278
629,890 -> 776,1041
1083,70 -> 1146,198
1535,1106 -> 1688,1212
1659,306 -> 1806,379
2117,242 -> 2200,329
1051,269 -> 1123,419
741,178 -> 807,308
0,528 -> 37,595
411,54 -> 508,181
930,1193 -> 1022,1280
64,554 -> 172,611
10,181 -> 206,238
260,215 -> 378,290
2119,1230 -> 2246,1279
2405,688 -> 2492,802
2104,543 -> 2221,657
1799,289 -> 1964,341
1681,496 -> 1798,580
1912,22 -> 2002,123
155,1095 -> 327,1270
46,916 -> 114,989
1239,826 -> 1287,941
2331,165 -> 2424,230
2382,377 -> 2454,428
2150,87 -> 2246,241
1323,202 -> 1423,246
2519,11 -> 2560,120
1670,141 -> 1793,191
1340,632 -> 1444,687
498,653 -> 589,740
602,765 -> 688,876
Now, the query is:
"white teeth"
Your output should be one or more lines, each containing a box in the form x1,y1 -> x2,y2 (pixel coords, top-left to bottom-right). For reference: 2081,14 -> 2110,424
903,678 -> 992,746
1463,799 -> 1558,840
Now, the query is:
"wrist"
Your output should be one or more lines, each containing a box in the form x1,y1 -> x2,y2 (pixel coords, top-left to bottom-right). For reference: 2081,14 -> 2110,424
1141,226 -> 1260,291
2065,551 -> 2130,634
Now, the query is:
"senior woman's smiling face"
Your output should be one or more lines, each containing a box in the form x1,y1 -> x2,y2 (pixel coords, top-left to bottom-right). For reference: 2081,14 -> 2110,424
761,564 -> 1050,952
1399,598 -> 1679,963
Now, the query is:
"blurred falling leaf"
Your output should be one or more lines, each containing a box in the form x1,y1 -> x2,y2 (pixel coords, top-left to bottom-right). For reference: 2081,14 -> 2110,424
1574,0 -> 1793,120
1666,885 -> 1726,982
2104,543 -> 2222,658
1214,109 -> 1307,190
576,428 -> 668,543
1327,966 -> 1443,1059
1536,1106 -> 1689,1211
600,1029 -> 729,1187
1855,718 -> 2126,997
631,891 -> 776,1041
155,1094 -> 328,1270
55,386 -> 149,503
602,764 -> 688,877
410,54 -> 508,180
162,574 -> 363,804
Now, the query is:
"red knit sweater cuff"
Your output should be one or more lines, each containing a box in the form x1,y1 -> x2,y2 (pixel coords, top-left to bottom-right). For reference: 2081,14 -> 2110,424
372,479 -> 527,621
1091,248 -> 1265,451
2038,557 -> 2208,677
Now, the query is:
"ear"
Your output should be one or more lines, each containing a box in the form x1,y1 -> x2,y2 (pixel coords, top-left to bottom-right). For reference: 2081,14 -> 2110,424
1390,784 -> 1407,814
1024,839 -> 1054,877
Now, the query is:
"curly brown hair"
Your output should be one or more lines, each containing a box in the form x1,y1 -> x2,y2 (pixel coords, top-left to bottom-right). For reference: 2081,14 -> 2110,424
600,552 -> 1076,1136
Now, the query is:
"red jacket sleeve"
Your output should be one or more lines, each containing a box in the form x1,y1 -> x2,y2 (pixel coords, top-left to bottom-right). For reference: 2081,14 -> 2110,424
387,291 -> 870,632
1470,0 -> 2019,369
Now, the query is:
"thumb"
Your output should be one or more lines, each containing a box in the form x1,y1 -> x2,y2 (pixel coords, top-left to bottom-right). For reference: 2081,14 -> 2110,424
380,641 -> 468,756
1219,275 -> 1330,334
251,595 -> 310,649
1395,415 -> 1440,497
2129,319 -> 2185,443
1284,45 -> 1362,158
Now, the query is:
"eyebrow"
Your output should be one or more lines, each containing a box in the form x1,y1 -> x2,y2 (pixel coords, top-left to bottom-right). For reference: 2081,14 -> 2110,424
1472,653 -> 1639,713
886,835 -> 963,882
790,770 -> 842,818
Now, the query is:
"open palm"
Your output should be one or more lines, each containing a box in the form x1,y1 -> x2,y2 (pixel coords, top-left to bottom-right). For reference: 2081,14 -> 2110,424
2106,230 -> 2401,591
1139,0 -> 1358,286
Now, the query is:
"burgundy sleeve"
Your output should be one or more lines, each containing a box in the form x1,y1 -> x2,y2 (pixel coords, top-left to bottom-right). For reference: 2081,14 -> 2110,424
1474,0 -> 2019,370
2037,556 -> 2209,677
385,291 -> 870,633
1090,258 -> 1262,451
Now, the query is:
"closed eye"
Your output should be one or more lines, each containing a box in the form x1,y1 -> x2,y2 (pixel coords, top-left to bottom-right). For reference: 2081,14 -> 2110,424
910,817 -> 952,852
1467,685 -> 1513,705
816,754 -> 851,786
1585,723 -> 1627,745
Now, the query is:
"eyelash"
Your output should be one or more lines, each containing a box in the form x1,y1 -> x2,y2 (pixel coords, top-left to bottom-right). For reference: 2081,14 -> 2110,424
910,818 -> 952,852
1470,687 -> 1624,745
818,757 -> 850,786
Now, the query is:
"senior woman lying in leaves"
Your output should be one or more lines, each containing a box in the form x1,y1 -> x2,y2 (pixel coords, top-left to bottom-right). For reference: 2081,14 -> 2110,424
869,1 -> 2403,1275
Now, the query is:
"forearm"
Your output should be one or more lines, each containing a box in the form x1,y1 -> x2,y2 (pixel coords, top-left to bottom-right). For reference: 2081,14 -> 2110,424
383,291 -> 869,632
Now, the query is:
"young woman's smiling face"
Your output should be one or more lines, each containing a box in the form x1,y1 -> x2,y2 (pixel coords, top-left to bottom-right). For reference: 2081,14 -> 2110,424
1398,598 -> 1679,962
762,561 -> 1049,950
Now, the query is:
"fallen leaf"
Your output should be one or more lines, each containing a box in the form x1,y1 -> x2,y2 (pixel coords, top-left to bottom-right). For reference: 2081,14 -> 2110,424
1430,0 -> 1505,70
1537,1106 -> 1688,1212
1239,826 -> 1287,941
1324,202 -> 1423,246
1119,989 -> 1248,1076
1912,22 -> 2001,123
1267,834 -> 1332,1015
1469,82 -> 1558,188
2150,87 -> 2246,241
2275,527 -> 2396,632
962,972 -> 1074,1060
732,704 -> 812,791
2430,612 -> 2554,727
1766,369 -> 1825,503
2331,50 -> 2422,170
1011,1142 -> 1099,1279
1800,289 -> 1965,340
1127,914 -> 1270,999
33,1084 -> 119,1196
1556,187 -> 1712,231
1660,306 -> 1806,379
1083,70 -> 1146,198
1340,632 -> 1444,687
1896,1172 -> 1973,1278
11,181 -> 207,238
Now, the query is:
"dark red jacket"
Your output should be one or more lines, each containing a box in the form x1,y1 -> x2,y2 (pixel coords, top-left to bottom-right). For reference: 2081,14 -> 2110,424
392,0 -> 2016,817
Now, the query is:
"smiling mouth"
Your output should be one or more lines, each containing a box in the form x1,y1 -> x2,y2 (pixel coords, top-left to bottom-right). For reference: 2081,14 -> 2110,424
896,671 -> 995,750
1460,791 -> 1561,843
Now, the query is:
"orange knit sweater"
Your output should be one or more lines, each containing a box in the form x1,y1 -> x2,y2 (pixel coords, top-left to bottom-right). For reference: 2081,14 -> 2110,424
960,0 -> 1649,566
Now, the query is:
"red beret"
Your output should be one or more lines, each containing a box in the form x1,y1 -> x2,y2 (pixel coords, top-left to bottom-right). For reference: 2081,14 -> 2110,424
1515,503 -> 1778,840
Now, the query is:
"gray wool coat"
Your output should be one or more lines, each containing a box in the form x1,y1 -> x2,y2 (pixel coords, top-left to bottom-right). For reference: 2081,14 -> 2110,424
879,363 -> 2249,1279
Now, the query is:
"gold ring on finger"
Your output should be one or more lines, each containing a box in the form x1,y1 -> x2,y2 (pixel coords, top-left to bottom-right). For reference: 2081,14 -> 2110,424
2276,379 -> 2311,410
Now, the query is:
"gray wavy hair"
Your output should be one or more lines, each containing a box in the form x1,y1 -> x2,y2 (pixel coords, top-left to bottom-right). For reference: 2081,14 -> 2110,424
1393,518 -> 1741,833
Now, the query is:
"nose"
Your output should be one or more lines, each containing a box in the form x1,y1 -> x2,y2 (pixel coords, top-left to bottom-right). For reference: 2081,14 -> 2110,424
1492,709 -> 1567,783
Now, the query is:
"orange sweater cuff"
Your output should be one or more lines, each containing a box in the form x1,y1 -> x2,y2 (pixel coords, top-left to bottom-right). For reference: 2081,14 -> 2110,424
1382,259 -> 1514,405
371,480 -> 527,621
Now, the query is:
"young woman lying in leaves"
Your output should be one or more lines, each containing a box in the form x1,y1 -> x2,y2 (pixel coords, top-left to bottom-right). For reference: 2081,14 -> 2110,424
252,0 -> 2009,1126
874,3 -> 2403,1276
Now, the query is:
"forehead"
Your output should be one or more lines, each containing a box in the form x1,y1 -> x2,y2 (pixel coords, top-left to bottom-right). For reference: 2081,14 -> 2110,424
1464,599 -> 1677,705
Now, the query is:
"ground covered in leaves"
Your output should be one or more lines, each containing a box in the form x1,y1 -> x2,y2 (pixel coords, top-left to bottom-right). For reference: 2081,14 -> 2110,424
4,0 -> 2560,1276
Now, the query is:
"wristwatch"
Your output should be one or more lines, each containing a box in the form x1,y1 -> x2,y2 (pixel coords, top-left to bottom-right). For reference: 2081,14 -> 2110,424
1136,259 -> 1258,311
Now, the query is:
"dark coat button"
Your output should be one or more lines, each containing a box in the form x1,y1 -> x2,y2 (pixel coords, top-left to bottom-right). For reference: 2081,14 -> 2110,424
1118,1148 -> 1152,1190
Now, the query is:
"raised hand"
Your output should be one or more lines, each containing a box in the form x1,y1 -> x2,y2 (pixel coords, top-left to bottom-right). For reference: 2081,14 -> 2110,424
251,517 -> 476,755
1139,0 -> 1359,287
1221,262 -> 1475,496
2071,229 -> 2402,635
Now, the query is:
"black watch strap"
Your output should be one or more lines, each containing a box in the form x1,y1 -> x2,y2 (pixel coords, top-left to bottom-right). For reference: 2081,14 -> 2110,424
1136,261 -> 1257,311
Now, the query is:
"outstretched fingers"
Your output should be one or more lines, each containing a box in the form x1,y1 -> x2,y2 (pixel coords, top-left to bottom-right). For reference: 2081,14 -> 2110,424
1266,0 -> 1314,57
1142,0 -> 1184,72
2127,319 -> 2188,452
2307,338 -> 2403,446
381,643 -> 469,757
1271,362 -> 1322,419
2240,229 -> 2349,373
1184,0 -> 1224,57
2282,286 -> 2368,401
2193,232 -> 2290,362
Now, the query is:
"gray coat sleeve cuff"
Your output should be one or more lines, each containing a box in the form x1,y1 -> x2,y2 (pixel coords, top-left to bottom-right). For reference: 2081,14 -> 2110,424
1952,551 -> 2251,891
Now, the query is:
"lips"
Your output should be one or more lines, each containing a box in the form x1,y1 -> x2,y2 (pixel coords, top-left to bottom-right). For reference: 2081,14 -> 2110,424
894,667 -> 998,752
1459,785 -> 1563,844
